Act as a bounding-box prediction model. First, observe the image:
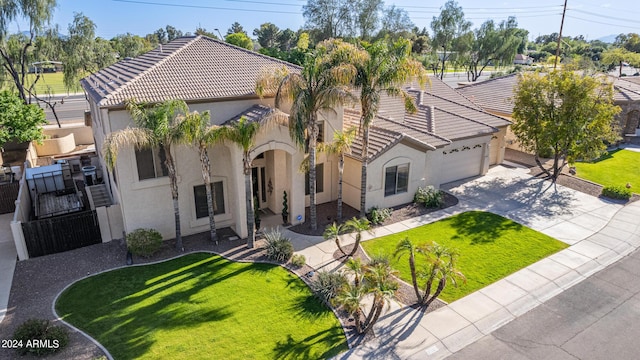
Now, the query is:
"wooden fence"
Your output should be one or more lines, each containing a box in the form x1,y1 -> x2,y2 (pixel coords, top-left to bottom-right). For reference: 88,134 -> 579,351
22,210 -> 102,258
0,182 -> 20,214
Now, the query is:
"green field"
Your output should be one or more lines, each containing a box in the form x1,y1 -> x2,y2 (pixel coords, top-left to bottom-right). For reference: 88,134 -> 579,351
574,149 -> 640,193
361,211 -> 568,302
56,253 -> 347,360
1,72 -> 82,95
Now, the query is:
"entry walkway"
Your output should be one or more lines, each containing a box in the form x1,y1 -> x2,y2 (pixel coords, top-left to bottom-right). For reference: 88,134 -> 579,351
285,165 -> 639,360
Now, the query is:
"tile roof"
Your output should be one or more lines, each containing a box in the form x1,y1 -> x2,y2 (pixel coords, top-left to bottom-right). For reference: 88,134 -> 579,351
457,73 -> 520,115
81,36 -> 301,108
223,104 -> 286,125
611,76 -> 640,102
345,78 -> 509,161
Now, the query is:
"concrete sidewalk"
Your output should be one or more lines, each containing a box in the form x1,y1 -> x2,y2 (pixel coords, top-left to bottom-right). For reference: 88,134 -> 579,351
285,165 -> 639,360
0,213 -> 17,324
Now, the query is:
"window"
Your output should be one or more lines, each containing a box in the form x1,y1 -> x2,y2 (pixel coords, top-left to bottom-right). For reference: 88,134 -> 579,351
317,121 -> 324,143
135,146 -> 168,180
305,163 -> 324,195
384,164 -> 409,196
194,181 -> 225,218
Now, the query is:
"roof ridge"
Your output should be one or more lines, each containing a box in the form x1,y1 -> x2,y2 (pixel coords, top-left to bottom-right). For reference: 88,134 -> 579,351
457,72 -> 519,89
102,36 -> 199,105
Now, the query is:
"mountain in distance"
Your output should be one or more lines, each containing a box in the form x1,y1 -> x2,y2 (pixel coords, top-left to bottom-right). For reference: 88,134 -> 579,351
596,34 -> 618,43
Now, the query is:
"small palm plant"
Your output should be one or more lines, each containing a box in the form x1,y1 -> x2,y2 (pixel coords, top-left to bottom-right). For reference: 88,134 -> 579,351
318,127 -> 356,221
344,217 -> 371,257
323,222 -> 346,256
332,256 -> 398,335
395,238 -> 465,308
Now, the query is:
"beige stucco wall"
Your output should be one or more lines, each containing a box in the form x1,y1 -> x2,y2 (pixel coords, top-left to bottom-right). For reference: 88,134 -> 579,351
102,98 -> 309,240
33,133 -> 76,156
43,123 -> 94,145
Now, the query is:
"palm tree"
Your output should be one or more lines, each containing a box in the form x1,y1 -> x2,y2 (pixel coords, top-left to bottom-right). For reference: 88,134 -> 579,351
394,237 -> 422,302
323,222 -> 346,256
360,259 -> 398,334
343,217 -> 371,257
103,99 -> 190,251
353,39 -> 428,216
183,110 -> 224,244
333,281 -> 366,333
219,116 -> 261,249
318,127 -> 356,221
395,238 -> 466,308
256,41 -> 359,230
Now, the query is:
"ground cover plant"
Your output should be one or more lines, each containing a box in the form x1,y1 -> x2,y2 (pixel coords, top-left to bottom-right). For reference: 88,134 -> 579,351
56,253 -> 347,360
574,149 -> 640,194
361,211 -> 567,302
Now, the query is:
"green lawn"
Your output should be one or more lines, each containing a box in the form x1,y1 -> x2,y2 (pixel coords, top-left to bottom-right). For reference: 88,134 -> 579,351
574,149 -> 640,193
361,211 -> 568,303
2,72 -> 82,94
56,253 -> 347,360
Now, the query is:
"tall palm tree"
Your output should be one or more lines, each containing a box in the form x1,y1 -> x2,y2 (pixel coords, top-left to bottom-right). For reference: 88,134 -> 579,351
183,110 -> 224,244
360,259 -> 399,334
219,109 -> 287,248
354,39 -> 428,216
394,237 -> 422,302
256,41 -> 359,230
344,216 -> 371,257
219,116 -> 261,249
103,99 -> 190,251
318,127 -> 356,221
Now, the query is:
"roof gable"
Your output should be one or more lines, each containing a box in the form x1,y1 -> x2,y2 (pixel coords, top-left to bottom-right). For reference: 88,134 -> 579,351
81,35 -> 300,108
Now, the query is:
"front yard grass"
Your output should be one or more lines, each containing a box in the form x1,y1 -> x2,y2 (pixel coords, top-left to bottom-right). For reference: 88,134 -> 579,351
574,149 -> 640,193
55,253 -> 347,360
361,211 -> 568,303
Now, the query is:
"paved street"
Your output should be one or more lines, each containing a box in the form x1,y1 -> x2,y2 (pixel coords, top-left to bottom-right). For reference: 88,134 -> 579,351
449,246 -> 640,360
34,94 -> 88,125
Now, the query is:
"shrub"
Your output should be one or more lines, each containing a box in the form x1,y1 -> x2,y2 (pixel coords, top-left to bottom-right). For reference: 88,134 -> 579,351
13,318 -> 69,356
311,271 -> 347,305
414,186 -> 444,208
264,227 -> 294,263
367,207 -> 392,225
126,228 -> 163,257
602,185 -> 632,200
290,254 -> 306,268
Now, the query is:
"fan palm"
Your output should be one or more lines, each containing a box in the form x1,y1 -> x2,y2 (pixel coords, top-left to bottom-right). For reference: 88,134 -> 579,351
343,217 -> 371,257
183,110 -> 224,244
103,99 -> 190,251
354,39 -> 428,216
322,222 -> 346,256
318,127 -> 356,221
256,40 -> 359,230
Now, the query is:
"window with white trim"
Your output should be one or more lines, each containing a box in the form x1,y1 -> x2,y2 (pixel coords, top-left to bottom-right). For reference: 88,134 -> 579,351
384,164 -> 409,196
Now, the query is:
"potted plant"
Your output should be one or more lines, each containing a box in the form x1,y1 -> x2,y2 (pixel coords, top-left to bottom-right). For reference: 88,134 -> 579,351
282,191 -> 289,225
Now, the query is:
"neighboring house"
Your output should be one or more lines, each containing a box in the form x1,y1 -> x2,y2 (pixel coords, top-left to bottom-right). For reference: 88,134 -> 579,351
513,54 -> 533,65
81,36 -> 511,241
458,73 -> 640,146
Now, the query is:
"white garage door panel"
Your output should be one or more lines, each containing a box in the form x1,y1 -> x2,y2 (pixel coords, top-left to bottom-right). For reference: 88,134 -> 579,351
441,146 -> 483,184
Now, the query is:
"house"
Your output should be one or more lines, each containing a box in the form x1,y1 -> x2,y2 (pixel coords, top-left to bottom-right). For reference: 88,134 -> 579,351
457,73 -> 640,147
81,36 -> 511,242
513,54 -> 533,65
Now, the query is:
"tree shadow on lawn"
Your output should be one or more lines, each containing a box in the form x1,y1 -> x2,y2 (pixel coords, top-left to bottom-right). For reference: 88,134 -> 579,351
273,328 -> 348,360
57,253 -> 276,359
449,211 -> 523,245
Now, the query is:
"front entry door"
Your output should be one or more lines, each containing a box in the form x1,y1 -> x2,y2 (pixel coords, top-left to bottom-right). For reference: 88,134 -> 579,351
252,166 -> 267,210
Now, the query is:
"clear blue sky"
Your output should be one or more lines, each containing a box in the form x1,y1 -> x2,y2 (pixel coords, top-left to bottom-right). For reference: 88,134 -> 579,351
10,0 -> 640,42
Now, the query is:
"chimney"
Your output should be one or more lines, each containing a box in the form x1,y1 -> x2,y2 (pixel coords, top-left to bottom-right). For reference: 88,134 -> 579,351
418,91 -> 424,105
159,44 -> 163,53
427,106 -> 435,133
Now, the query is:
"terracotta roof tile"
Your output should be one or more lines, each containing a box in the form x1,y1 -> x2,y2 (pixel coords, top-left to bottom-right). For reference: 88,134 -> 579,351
81,36 -> 300,108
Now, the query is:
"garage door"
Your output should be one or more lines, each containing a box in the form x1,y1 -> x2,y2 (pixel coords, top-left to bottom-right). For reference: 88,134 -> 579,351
440,144 -> 483,184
